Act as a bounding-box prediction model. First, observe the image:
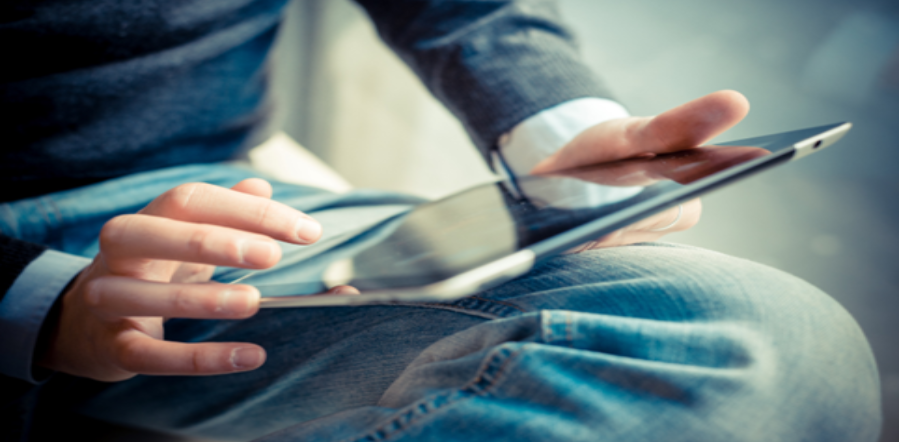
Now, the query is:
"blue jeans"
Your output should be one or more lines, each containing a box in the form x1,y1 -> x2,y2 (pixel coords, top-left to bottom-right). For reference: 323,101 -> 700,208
4,165 -> 881,441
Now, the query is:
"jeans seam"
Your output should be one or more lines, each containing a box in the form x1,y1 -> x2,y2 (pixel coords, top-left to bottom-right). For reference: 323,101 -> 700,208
392,296 -> 526,320
393,303 -> 502,320
342,344 -> 523,442
468,296 -> 527,313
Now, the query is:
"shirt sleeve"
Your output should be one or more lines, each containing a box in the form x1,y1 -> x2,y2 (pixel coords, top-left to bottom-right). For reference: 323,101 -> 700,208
496,97 -> 644,208
0,250 -> 91,383
497,97 -> 631,176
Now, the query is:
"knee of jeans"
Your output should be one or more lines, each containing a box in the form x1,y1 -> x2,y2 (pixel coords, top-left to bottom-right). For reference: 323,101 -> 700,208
541,245 -> 882,439
672,251 -> 882,440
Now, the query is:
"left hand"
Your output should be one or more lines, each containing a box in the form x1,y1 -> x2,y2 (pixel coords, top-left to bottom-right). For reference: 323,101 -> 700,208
531,90 -> 750,249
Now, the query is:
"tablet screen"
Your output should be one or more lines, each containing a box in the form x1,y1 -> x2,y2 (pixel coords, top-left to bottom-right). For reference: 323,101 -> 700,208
245,124 -> 844,296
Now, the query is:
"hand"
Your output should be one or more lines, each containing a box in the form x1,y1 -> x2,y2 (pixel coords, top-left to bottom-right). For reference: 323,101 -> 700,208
552,145 -> 769,187
37,179 -> 323,382
532,90 -> 750,249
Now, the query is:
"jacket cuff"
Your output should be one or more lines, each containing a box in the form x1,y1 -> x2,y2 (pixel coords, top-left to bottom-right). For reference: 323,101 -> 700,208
0,250 -> 91,383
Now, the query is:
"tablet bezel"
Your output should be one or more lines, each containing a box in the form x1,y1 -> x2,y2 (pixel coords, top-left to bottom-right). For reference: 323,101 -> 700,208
258,122 -> 852,308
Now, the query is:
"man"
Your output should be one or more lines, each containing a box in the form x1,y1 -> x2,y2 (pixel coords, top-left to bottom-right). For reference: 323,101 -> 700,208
0,1 -> 881,441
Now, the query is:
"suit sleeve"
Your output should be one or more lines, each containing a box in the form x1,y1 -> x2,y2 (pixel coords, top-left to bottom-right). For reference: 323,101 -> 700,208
352,0 -> 614,154
0,236 -> 47,299
0,242 -> 91,383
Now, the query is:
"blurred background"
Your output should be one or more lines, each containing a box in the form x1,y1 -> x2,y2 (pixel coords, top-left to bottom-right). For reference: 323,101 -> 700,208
266,0 -> 897,440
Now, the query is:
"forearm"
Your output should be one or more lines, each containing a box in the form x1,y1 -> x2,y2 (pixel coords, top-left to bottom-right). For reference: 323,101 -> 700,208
353,0 -> 614,152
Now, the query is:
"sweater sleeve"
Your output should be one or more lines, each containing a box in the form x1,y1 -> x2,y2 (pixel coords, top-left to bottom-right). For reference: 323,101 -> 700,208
0,236 -> 91,383
352,0 -> 614,153
0,236 -> 47,301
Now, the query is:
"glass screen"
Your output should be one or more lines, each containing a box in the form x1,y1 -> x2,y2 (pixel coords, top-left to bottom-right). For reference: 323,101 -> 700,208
243,124 -> 842,295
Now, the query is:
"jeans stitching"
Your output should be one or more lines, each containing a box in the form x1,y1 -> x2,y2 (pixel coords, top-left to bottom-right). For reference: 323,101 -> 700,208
395,303 -> 502,320
468,296 -> 527,313
542,311 -> 574,347
398,296 -> 525,319
342,344 -> 523,442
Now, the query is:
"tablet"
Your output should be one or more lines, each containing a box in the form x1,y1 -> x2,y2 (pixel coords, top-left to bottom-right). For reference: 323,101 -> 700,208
252,122 -> 851,307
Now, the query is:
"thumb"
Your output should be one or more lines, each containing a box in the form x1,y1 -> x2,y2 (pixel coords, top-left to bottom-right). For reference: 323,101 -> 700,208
637,89 -> 750,153
533,90 -> 749,174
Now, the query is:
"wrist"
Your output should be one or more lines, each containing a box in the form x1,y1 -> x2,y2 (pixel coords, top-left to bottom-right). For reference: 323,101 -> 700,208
497,98 -> 630,177
32,268 -> 84,375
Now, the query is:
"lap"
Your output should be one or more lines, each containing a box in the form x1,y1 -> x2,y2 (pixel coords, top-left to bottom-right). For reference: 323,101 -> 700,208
66,244 -> 879,442
14,165 -> 877,441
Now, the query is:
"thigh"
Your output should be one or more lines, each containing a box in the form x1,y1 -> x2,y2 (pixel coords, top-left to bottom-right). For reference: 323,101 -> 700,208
65,304 -> 489,440
318,244 -> 880,442
18,164 -> 877,442
65,244 -> 880,442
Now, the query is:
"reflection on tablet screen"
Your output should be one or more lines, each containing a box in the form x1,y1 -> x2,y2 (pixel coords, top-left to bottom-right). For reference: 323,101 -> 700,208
243,126 -> 837,296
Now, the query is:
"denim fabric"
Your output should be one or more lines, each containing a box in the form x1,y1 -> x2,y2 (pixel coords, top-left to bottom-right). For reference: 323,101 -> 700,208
5,164 -> 881,442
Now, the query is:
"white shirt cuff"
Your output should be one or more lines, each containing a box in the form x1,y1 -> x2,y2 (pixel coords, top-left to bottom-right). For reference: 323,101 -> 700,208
0,250 -> 91,383
496,98 -> 642,208
498,97 -> 631,176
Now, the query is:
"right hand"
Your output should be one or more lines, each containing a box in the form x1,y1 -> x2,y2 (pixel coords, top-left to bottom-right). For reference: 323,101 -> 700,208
532,90 -> 750,250
36,178 -> 323,382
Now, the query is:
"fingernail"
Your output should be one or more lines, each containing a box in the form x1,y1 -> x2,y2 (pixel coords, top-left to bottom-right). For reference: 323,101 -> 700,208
230,347 -> 265,370
329,285 -> 360,296
240,240 -> 278,267
295,217 -> 322,244
218,289 -> 259,316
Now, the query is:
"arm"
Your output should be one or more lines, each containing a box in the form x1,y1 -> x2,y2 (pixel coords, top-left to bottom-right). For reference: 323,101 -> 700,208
353,0 -> 612,152
353,1 -> 750,246
0,246 -> 90,383
0,237 -> 86,437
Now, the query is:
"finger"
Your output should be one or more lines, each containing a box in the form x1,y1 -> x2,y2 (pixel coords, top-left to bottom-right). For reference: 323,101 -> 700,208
171,262 -> 216,284
648,146 -> 770,185
533,91 -> 750,174
115,332 -> 266,375
570,199 -> 702,251
637,90 -> 749,153
166,181 -> 274,284
140,182 -> 321,245
100,214 -> 282,271
85,277 -> 260,319
631,199 -> 702,234
327,285 -> 360,295
231,178 -> 273,199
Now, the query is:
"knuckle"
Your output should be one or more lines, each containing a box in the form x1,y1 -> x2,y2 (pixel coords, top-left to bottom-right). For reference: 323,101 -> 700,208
82,278 -> 107,307
113,340 -> 143,372
222,237 -> 246,265
254,201 -> 278,231
187,346 -> 218,373
206,289 -> 227,315
187,225 -> 218,260
169,285 -> 195,315
99,215 -> 135,248
159,183 -> 206,215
